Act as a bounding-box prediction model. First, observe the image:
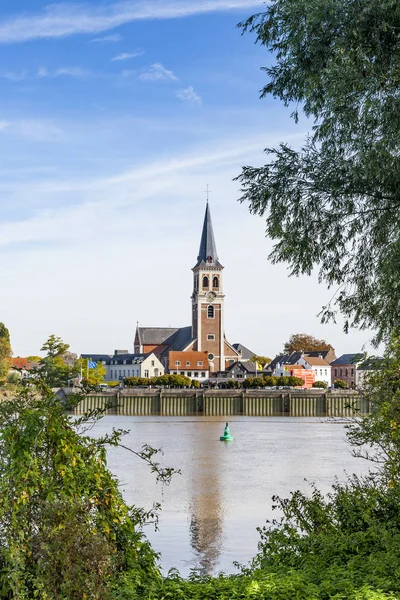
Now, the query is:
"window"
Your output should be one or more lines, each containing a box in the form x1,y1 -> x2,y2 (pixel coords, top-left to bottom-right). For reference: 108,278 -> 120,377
201,372 -> 206,378
144,370 -> 149,378
151,360 -> 154,367
203,276 -> 209,289
174,361 -> 181,366
194,372 -> 199,377
207,305 -> 214,318
325,369 -> 327,375
340,369 -> 343,376
186,361 -> 190,366
128,370 -> 131,376
123,370 -> 125,376
320,369 -> 322,376
197,361 -> 203,366
208,353 -> 215,361
213,276 -> 219,289
187,371 -> 192,377
119,370 -> 121,376
236,373 -> 243,378
335,368 -> 337,376
207,334 -> 215,340
345,368 -> 348,376
351,368 -> 354,375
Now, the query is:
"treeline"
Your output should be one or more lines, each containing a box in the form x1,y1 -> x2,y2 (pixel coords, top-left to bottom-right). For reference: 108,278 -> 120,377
124,374 -> 199,388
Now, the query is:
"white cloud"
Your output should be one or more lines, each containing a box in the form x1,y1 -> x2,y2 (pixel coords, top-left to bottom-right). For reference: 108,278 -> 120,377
0,1 -> 264,44
111,50 -> 144,61
0,71 -> 27,81
139,63 -> 178,82
36,67 -> 92,79
91,34 -> 123,43
0,119 -> 64,141
176,86 -> 202,105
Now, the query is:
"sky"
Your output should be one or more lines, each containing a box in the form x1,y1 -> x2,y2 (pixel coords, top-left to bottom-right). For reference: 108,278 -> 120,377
0,0 -> 377,359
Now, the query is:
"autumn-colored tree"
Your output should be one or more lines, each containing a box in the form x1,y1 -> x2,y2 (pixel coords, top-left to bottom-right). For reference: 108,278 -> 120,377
283,334 -> 333,354
0,323 -> 12,385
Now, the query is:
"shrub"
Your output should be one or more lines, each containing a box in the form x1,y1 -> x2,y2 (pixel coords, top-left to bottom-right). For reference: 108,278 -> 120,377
313,380 -> 328,389
334,379 -> 349,389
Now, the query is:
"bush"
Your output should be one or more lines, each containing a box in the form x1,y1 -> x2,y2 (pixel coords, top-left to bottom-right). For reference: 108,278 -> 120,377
263,375 -> 277,387
334,379 -> 349,389
313,380 -> 328,389
191,379 -> 200,388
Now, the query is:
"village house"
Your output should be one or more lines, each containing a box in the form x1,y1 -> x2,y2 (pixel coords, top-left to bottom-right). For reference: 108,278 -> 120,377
330,353 -> 364,388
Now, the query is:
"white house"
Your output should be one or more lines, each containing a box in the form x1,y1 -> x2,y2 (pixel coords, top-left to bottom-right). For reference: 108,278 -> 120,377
81,350 -> 164,382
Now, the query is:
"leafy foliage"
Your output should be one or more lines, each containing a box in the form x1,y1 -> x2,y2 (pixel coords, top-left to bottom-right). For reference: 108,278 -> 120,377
39,334 -> 74,387
124,374 -> 192,388
0,323 -> 12,385
334,378 -> 349,389
0,381 -> 165,599
74,357 -> 107,385
237,0 -> 400,343
312,380 -> 328,389
283,334 -> 333,354
250,355 -> 272,367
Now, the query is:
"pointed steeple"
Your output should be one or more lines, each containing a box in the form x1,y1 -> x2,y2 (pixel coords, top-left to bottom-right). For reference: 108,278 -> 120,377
194,203 -> 222,268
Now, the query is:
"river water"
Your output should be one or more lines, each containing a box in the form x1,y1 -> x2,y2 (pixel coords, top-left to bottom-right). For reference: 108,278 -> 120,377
90,415 -> 370,576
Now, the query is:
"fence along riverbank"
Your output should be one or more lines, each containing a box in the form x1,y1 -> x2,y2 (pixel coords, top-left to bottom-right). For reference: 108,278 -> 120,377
73,389 -> 369,417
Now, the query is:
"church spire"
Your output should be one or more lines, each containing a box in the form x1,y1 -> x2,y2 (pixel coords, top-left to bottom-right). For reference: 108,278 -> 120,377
194,203 -> 222,268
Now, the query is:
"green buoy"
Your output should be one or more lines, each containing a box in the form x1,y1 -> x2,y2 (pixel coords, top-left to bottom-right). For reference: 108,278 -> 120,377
220,422 -> 234,442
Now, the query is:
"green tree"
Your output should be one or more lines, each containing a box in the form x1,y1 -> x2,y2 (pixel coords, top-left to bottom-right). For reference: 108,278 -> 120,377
73,357 -> 107,386
313,380 -> 328,389
237,0 -> 400,344
283,334 -> 333,354
333,379 -> 349,389
0,382 -> 165,599
0,323 -> 12,386
39,335 -> 72,387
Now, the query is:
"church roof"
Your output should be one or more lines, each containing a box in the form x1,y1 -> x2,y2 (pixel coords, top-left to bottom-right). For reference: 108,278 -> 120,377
232,343 -> 256,361
194,203 -> 222,268
137,327 -> 180,346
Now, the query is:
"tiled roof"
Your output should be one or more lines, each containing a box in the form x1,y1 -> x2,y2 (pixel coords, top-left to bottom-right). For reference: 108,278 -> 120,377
12,358 -> 31,370
330,353 -> 364,366
169,351 -> 209,370
304,356 -> 330,367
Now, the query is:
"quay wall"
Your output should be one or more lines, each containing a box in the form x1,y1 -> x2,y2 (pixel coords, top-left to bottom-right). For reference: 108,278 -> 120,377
73,389 -> 367,417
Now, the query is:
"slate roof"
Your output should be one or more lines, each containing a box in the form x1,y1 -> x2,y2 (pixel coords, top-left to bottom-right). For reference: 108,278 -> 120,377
159,326 -> 194,357
81,353 -> 113,362
226,360 -> 257,373
232,343 -> 256,361
357,357 -> 384,371
108,353 -> 148,365
269,354 -> 291,370
330,353 -> 364,366
194,203 -> 223,268
137,327 -> 180,346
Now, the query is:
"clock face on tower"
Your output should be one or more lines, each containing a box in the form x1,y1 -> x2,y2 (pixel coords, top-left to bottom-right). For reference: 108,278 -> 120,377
206,291 -> 216,302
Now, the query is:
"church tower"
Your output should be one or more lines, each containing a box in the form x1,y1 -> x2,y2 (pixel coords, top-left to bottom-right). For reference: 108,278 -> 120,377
192,203 -> 225,372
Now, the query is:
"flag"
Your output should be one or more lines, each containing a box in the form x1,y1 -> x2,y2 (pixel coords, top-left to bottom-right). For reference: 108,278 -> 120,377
88,361 -> 97,369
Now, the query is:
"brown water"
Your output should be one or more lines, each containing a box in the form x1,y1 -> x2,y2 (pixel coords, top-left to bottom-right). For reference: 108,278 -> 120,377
90,415 -> 370,576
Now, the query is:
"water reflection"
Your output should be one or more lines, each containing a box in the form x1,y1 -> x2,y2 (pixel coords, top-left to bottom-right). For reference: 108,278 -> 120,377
188,424 -> 224,574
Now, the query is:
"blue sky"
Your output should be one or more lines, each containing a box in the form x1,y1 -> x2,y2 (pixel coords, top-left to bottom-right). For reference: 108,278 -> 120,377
0,1 -> 376,358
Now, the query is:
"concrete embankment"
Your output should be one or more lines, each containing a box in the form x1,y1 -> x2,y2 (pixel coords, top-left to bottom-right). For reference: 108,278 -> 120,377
73,389 -> 368,417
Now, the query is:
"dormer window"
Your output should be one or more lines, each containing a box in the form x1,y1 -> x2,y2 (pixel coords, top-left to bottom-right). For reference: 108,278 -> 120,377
203,276 -> 209,289
207,255 -> 212,263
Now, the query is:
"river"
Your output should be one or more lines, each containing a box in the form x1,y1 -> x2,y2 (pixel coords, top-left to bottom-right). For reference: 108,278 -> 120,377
90,415 -> 370,576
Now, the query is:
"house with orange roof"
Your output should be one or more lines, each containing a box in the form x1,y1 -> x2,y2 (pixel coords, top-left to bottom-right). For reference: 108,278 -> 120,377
169,351 -> 209,382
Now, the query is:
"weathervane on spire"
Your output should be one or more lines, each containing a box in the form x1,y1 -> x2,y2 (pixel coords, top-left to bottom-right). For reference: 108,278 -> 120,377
205,184 -> 211,203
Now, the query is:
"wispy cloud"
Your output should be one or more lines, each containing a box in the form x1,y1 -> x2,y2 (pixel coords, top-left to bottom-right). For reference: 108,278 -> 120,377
0,71 -> 28,82
139,63 -> 178,82
176,86 -> 202,106
91,34 -> 123,43
0,119 -> 64,141
0,1 -> 264,44
111,50 -> 144,61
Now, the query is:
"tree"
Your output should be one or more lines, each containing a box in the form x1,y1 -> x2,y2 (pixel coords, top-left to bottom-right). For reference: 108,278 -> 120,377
73,358 -> 106,386
333,379 -> 349,389
283,334 -> 333,354
237,0 -> 400,344
313,380 -> 328,389
0,382 -> 166,598
0,323 -> 12,386
250,355 -> 271,368
39,335 -> 73,387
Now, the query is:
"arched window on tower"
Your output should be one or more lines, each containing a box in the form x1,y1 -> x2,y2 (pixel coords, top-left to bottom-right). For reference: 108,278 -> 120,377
207,305 -> 214,319
213,276 -> 219,289
203,276 -> 209,290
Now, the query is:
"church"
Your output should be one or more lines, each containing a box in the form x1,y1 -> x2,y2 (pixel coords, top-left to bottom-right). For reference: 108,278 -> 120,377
134,203 -> 241,374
